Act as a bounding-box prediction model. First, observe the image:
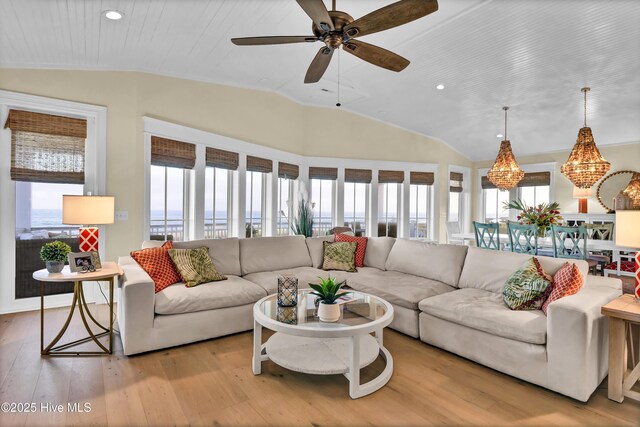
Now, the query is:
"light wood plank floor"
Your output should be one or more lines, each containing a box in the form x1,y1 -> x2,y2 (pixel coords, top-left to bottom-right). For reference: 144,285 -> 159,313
0,304 -> 638,427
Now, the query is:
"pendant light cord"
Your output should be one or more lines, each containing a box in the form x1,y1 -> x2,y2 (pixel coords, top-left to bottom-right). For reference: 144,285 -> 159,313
581,87 -> 590,127
503,106 -> 509,140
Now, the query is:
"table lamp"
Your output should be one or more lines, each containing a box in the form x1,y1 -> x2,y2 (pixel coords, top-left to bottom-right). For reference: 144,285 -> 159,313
615,210 -> 640,300
573,186 -> 592,213
62,195 -> 115,252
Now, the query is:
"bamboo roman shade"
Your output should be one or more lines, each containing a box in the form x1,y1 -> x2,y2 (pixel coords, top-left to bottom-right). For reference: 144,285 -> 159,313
345,168 -> 372,184
278,162 -> 299,180
482,172 -> 550,189
309,167 -> 338,180
246,155 -> 273,173
379,170 -> 405,184
450,171 -> 463,193
410,171 -> 435,185
4,109 -> 87,184
206,147 -> 239,170
151,136 -> 196,169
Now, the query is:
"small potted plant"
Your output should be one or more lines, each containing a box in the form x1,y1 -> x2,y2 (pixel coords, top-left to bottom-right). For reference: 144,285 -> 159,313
309,276 -> 348,322
40,240 -> 72,273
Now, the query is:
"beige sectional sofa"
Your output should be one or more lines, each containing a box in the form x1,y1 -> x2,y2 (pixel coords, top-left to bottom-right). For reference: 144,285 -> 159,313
118,235 -> 622,402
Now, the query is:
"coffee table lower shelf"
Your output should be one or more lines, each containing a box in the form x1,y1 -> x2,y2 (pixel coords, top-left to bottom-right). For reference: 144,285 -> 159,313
255,331 -> 393,399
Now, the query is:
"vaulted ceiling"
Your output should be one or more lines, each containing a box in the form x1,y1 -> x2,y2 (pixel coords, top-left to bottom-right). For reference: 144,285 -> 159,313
1,0 -> 639,160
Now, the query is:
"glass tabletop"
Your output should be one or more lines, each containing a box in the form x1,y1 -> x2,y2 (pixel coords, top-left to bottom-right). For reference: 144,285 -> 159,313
257,289 -> 389,330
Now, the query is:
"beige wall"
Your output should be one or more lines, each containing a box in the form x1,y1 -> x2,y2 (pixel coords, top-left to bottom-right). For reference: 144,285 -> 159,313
472,142 -> 640,219
0,69 -> 471,260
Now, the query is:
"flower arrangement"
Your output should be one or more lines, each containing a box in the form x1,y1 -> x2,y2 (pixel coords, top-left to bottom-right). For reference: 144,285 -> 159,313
504,199 -> 563,237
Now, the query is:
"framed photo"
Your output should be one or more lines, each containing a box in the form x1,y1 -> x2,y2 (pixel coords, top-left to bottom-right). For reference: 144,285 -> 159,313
68,251 -> 102,273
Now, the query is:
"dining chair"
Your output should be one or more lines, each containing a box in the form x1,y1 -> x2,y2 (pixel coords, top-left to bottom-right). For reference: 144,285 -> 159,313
506,222 -> 538,255
585,223 -> 614,275
473,221 -> 500,250
445,221 -> 464,245
550,225 -> 598,274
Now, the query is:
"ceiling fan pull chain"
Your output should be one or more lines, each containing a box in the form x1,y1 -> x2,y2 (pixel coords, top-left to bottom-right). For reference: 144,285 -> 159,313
337,48 -> 342,107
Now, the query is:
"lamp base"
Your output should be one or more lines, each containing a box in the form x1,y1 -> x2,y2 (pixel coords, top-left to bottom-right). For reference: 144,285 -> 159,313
79,227 -> 99,252
635,251 -> 639,301
578,198 -> 588,214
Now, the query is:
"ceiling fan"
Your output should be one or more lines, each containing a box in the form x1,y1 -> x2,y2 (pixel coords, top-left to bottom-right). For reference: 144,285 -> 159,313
231,0 -> 438,83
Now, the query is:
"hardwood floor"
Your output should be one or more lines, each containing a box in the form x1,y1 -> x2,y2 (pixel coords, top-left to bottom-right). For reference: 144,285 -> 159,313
0,305 -> 638,427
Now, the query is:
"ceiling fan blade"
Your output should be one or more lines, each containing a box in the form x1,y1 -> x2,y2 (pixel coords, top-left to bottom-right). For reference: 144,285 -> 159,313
343,0 -> 438,39
231,36 -> 319,46
296,0 -> 334,32
304,47 -> 334,84
343,40 -> 409,72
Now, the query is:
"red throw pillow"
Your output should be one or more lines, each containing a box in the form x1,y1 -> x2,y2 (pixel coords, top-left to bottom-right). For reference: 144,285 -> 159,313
335,233 -> 368,267
130,241 -> 182,293
542,262 -> 584,315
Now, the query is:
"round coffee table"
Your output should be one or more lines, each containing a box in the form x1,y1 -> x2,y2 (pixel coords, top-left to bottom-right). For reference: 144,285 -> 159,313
252,289 -> 394,399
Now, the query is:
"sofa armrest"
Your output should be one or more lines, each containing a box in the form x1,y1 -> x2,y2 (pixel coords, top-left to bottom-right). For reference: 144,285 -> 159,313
546,284 -> 622,401
585,274 -> 622,291
117,256 -> 156,355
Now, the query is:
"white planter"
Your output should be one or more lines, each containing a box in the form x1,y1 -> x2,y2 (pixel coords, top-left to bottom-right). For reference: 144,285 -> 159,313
318,302 -> 341,322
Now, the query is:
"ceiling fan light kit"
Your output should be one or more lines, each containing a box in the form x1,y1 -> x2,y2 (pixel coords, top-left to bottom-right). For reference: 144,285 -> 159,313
487,107 -> 525,191
561,87 -> 610,189
231,0 -> 439,83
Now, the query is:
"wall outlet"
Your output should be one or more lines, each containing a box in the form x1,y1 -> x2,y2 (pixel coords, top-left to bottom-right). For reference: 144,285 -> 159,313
115,211 -> 128,221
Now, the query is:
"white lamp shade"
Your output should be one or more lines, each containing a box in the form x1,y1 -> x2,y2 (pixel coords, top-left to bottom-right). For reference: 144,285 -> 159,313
572,186 -> 592,198
62,195 -> 115,225
615,210 -> 640,247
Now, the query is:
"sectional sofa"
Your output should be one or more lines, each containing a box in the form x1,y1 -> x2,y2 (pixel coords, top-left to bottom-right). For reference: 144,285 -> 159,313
117,235 -> 622,402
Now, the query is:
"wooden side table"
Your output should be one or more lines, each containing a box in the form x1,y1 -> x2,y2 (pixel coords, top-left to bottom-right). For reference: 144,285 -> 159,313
33,261 -> 123,356
601,294 -> 640,403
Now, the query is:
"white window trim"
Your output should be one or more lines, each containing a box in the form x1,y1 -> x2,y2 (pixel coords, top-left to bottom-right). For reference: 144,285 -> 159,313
0,90 -> 107,314
143,117 -> 439,241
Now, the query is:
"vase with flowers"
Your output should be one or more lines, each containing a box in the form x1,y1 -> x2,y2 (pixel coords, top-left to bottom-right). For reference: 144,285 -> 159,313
504,199 -> 563,237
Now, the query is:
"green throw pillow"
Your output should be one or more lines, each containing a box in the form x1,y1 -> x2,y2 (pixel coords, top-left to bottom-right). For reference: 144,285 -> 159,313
168,247 -> 227,288
322,241 -> 357,273
502,257 -> 553,310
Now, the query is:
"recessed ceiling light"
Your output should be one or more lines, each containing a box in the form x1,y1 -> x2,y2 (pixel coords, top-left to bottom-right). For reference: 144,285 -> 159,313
496,134 -> 504,138
435,84 -> 445,90
104,10 -> 123,20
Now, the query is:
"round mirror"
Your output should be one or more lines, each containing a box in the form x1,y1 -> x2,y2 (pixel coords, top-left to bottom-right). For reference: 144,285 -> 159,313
596,170 -> 636,212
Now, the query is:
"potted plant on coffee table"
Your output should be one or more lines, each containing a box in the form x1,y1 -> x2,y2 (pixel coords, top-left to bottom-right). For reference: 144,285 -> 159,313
40,240 -> 72,273
309,276 -> 348,322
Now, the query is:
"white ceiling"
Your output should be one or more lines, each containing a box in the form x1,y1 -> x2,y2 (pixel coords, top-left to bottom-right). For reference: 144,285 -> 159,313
1,0 -> 639,161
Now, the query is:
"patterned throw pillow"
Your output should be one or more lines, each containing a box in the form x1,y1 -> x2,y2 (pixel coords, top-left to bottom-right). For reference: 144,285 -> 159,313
542,262 -> 584,315
130,241 -> 182,293
168,246 -> 227,287
335,233 -> 368,267
502,257 -> 553,310
322,241 -> 357,272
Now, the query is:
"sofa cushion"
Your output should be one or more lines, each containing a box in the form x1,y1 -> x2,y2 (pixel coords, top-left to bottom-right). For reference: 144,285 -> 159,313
345,269 -> 456,311
458,247 -> 588,293
154,275 -> 266,315
364,237 -> 396,270
240,235 -> 312,275
419,288 -> 547,345
244,266 -> 326,294
502,257 -> 553,310
385,239 -> 468,287
542,262 -> 584,315
130,241 -> 182,293
322,241 -> 357,272
172,238 -> 241,276
168,247 -> 227,287
306,235 -> 335,268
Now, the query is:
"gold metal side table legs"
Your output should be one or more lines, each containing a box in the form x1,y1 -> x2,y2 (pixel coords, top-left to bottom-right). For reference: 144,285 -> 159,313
40,279 -> 114,356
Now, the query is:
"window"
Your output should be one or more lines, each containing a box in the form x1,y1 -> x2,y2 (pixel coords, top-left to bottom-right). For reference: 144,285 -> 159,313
409,184 -> 431,238
483,188 -> 510,223
311,179 -> 334,236
277,177 -> 294,235
344,182 -> 368,236
378,183 -> 400,237
204,167 -> 231,239
448,171 -> 463,224
16,182 -> 84,237
246,171 -> 265,238
519,185 -> 550,207
150,165 -> 188,241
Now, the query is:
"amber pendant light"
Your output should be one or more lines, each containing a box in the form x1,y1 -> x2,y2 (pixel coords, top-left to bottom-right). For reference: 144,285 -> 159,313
487,107 -> 524,191
561,87 -> 610,189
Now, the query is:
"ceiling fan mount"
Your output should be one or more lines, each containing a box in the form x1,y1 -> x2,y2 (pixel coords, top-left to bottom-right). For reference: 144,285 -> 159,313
231,0 -> 439,84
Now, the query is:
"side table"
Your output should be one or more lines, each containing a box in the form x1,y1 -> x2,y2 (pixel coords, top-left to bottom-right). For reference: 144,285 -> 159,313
33,261 -> 123,356
601,294 -> 640,403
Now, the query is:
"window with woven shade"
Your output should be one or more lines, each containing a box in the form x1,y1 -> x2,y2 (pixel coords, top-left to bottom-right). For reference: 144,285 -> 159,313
4,109 -> 87,184
309,167 -> 337,235
277,162 -> 299,236
378,170 -> 404,237
205,148 -> 238,240
344,169 -> 371,236
151,136 -> 196,169
518,172 -> 551,208
206,147 -> 239,170
448,171 -> 463,225
409,171 -> 434,239
245,156 -> 272,238
449,171 -> 463,193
